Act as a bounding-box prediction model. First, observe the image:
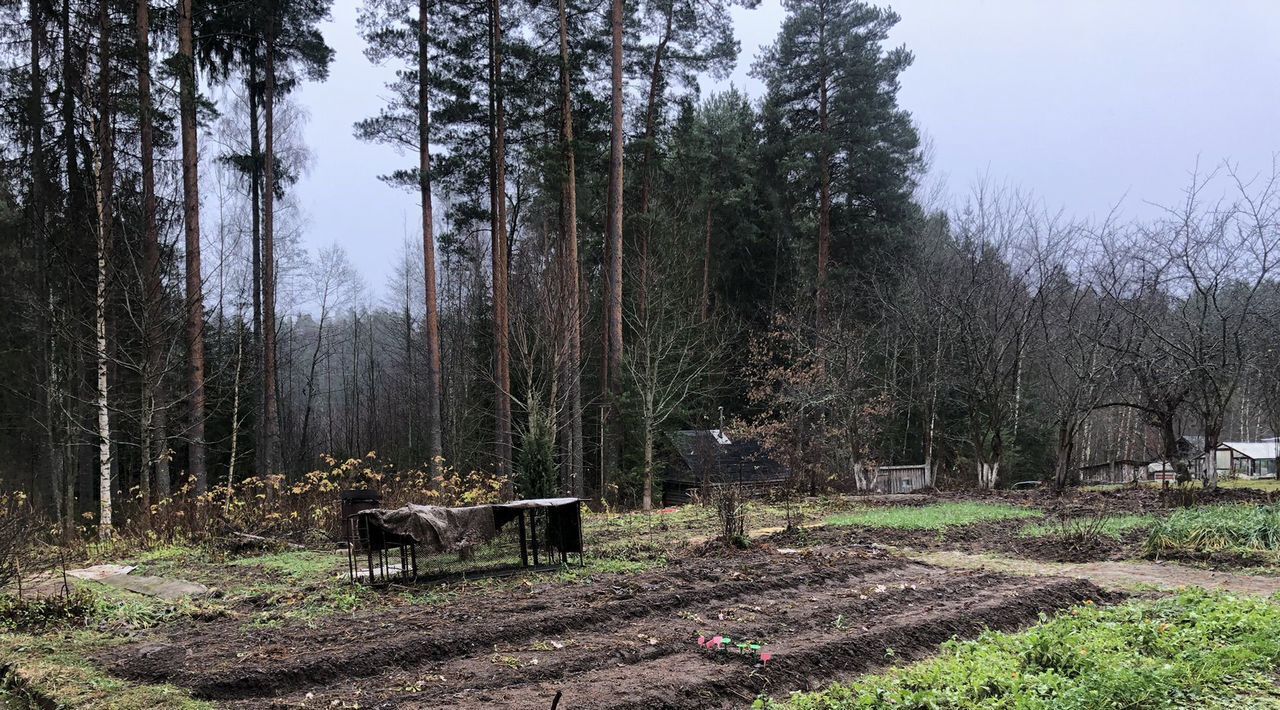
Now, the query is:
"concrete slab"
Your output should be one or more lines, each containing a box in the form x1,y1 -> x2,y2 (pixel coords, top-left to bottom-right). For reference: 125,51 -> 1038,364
66,564 -> 135,581
96,574 -> 209,600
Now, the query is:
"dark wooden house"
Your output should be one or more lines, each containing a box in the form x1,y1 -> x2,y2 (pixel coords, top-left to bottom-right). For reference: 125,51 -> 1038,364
662,430 -> 790,505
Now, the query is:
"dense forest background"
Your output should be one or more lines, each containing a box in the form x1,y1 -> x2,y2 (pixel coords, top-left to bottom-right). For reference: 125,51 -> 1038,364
1,0 -> 1278,538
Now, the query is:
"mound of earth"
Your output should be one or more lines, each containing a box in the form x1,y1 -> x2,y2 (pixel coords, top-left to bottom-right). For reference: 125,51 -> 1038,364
810,519 -> 1145,564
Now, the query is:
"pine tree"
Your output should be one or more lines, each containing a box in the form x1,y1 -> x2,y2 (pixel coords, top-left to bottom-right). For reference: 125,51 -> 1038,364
632,0 -> 744,317
355,0 -> 446,473
756,0 -> 920,330
178,0 -> 208,492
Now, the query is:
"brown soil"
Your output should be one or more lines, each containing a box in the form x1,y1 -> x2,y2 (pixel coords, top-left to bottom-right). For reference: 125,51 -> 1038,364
797,519 -> 1144,564
927,485 -> 1277,514
100,545 -> 1110,709
910,549 -> 1280,597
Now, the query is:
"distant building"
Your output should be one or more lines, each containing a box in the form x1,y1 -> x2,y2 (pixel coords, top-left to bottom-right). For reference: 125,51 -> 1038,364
1078,459 -> 1149,485
1210,442 -> 1278,479
871,465 -> 929,493
662,430 -> 789,505
1151,437 -> 1278,481
1147,460 -> 1179,482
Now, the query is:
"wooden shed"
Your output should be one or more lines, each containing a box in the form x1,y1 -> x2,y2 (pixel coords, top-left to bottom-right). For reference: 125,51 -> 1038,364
871,465 -> 929,493
1078,459 -> 1149,485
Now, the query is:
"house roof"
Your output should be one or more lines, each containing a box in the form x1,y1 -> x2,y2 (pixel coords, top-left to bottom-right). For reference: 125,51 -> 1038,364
1220,442 -> 1279,460
1078,459 -> 1149,470
1178,435 -> 1206,452
667,430 -> 788,484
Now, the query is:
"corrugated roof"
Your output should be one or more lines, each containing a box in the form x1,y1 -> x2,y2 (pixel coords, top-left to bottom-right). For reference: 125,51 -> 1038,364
1221,442 -> 1279,460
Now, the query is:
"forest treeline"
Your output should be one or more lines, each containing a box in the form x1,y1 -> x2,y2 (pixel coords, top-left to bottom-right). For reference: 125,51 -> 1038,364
1,0 -> 1278,539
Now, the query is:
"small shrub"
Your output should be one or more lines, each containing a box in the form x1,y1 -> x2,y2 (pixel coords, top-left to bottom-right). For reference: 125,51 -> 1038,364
713,485 -> 747,544
0,491 -> 39,589
0,589 -> 97,632
1021,514 -> 1153,542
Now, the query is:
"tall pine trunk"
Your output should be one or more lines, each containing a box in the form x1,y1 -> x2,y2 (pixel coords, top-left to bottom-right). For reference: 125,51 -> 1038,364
30,0 -> 63,519
700,202 -> 712,321
417,0 -> 445,473
94,0 -> 114,539
59,0 -> 79,534
814,11 -> 831,334
155,395 -> 170,497
136,0 -> 158,513
635,1 -> 673,320
557,0 -> 583,498
246,54 -> 265,474
642,421 -> 654,510
178,0 -> 207,493
489,0 -> 512,486
262,29 -> 281,473
602,0 -> 625,498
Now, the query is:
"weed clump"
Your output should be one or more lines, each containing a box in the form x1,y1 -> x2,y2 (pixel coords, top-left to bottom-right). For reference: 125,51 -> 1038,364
1146,504 -> 1280,557
0,589 -> 96,632
1021,513 -> 1153,542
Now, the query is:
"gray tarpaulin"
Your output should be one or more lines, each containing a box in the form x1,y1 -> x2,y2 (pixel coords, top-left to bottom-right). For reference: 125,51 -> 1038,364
356,504 -> 497,554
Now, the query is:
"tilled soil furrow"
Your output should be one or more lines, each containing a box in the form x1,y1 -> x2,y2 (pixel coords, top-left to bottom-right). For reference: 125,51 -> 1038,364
230,563 -> 961,708
117,554 -> 909,700
434,576 -> 1110,710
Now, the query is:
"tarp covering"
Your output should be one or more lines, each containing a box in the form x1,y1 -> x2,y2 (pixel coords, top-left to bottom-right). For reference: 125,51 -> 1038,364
356,504 -> 497,554
497,497 -> 581,509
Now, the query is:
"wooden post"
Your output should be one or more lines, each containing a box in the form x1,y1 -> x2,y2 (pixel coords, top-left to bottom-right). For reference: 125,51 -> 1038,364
531,509 -> 540,566
517,509 -> 529,567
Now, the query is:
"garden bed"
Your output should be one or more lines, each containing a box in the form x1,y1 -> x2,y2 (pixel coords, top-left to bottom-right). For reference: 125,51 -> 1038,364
100,545 -> 1109,708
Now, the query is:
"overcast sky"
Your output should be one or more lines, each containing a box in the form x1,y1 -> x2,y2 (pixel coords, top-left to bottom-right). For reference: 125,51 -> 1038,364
288,0 -> 1280,294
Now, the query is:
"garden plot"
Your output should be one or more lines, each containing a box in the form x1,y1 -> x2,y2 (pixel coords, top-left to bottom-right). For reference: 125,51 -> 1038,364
102,546 -> 1108,709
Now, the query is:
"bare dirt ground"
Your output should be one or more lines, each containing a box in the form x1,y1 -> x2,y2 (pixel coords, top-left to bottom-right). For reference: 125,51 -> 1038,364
906,549 -> 1280,597
813,518 -> 1149,563
73,487 -> 1280,708
102,544 -> 1109,709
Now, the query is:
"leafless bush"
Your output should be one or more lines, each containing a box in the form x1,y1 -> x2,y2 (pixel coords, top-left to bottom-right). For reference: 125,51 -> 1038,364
0,492 -> 39,590
713,484 -> 747,546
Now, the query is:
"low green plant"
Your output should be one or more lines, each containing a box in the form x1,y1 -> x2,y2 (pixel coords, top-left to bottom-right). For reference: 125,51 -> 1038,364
228,550 -> 342,580
0,589 -> 96,632
1020,514 -> 1153,540
825,502 -> 1040,530
759,590 -> 1280,709
1146,504 -> 1280,557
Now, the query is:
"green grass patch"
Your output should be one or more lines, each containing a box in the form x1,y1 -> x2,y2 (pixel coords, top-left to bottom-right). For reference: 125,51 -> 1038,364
1086,479 -> 1280,493
227,550 -> 343,579
1147,504 -> 1280,557
0,631 -> 213,709
1220,479 -> 1280,492
1020,514 -> 1154,539
760,590 -> 1280,709
825,502 -> 1040,530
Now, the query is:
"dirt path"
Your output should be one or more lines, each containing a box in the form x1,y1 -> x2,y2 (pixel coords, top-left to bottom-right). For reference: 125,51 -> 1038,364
904,548 -> 1280,597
